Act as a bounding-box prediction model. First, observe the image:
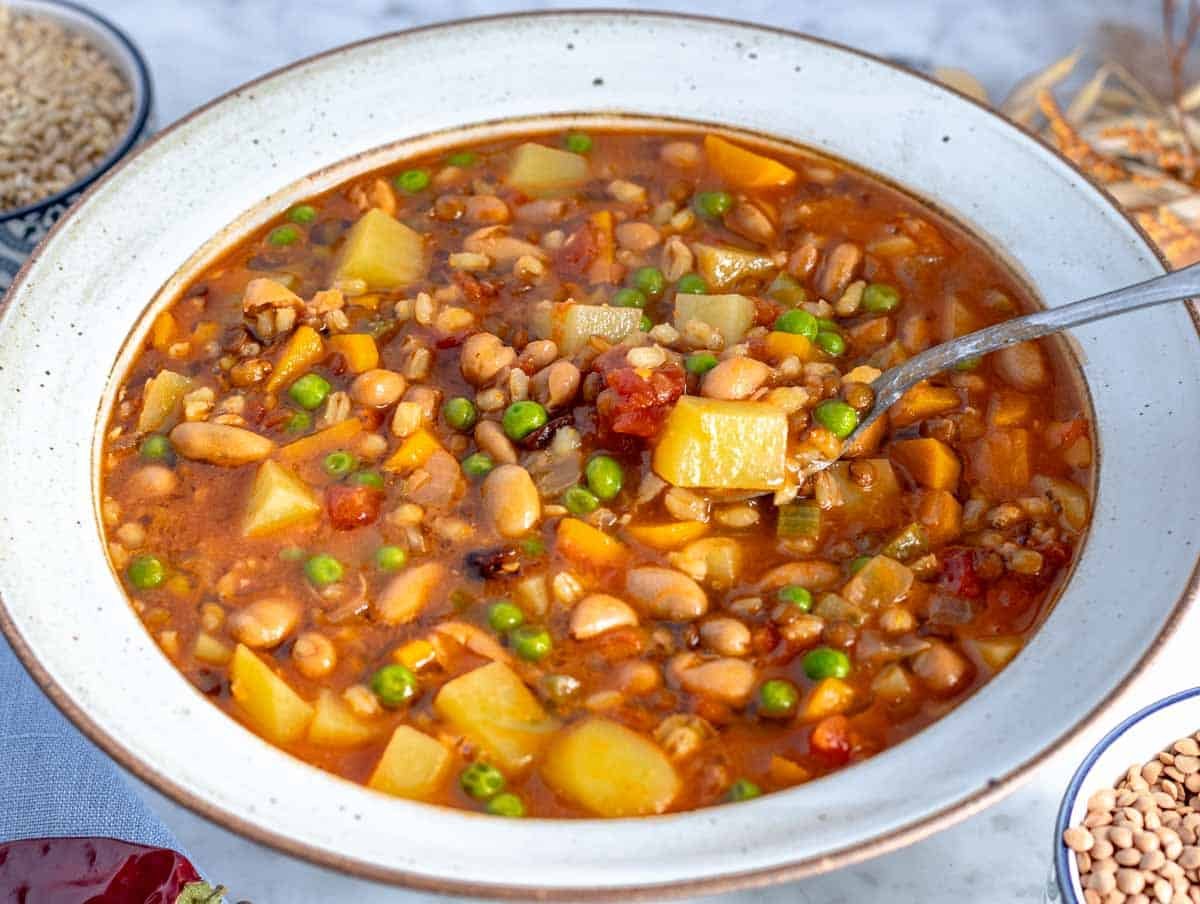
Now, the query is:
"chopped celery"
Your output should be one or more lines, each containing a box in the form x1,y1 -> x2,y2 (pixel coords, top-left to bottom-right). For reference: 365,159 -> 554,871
776,501 -> 821,538
880,522 -> 930,563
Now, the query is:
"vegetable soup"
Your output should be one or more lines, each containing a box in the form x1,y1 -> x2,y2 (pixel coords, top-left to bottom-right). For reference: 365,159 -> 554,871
100,127 -> 1092,818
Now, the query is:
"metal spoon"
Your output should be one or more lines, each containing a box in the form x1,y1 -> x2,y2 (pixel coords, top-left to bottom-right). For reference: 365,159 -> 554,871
812,261 -> 1200,475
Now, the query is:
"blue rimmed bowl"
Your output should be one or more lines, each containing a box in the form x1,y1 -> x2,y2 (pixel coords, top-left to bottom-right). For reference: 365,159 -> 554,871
1052,689 -> 1200,902
0,0 -> 153,294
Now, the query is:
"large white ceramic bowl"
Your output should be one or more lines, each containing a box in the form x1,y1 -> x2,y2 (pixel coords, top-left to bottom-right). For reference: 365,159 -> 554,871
1,12 -> 1198,899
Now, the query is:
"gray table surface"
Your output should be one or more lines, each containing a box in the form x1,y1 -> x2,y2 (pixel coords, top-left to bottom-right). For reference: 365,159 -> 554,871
83,1 -> 1178,900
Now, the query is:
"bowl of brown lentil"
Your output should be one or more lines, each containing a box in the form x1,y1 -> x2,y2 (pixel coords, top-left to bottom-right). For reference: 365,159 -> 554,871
0,0 -> 152,294
1055,689 -> 1200,904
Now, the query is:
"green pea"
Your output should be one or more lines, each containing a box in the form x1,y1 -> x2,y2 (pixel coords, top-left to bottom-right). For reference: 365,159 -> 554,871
288,204 -> 317,224
502,400 -> 548,441
849,555 -> 872,574
639,314 -> 653,332
758,679 -> 800,718
322,450 -> 356,477
815,330 -> 846,357
304,553 -> 343,587
510,625 -> 552,662
127,555 -> 165,590
443,396 -> 478,432
954,355 -> 981,372
375,545 -> 408,572
461,452 -> 494,479
694,190 -> 734,219
395,168 -> 430,193
727,779 -> 761,802
279,546 -> 306,562
563,485 -> 600,516
268,225 -> 299,246
487,600 -> 525,633
816,317 -> 839,333
633,266 -> 666,300
139,434 -> 172,461
350,470 -> 384,490
774,309 -> 818,339
460,762 -> 506,800
585,454 -> 623,501
777,585 -> 813,611
767,272 -> 807,306
813,399 -> 859,439
862,283 -> 901,313
803,646 -> 852,681
685,352 -> 719,375
564,132 -> 593,154
288,373 -> 331,410
285,411 -> 312,433
675,273 -> 708,295
520,537 -> 545,557
612,287 -> 647,309
370,663 -> 419,707
486,792 -> 526,817
447,150 -> 478,167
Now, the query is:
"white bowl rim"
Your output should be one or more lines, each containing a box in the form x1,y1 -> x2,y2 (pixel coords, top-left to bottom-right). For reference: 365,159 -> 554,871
1053,687 -> 1200,903
0,9 -> 1197,900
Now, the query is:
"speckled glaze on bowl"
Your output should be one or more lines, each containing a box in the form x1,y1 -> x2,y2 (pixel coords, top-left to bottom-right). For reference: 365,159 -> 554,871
0,0 -> 153,294
0,12 -> 1198,900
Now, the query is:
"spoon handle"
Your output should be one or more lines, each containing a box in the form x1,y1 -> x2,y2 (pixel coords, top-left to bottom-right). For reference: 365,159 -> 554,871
859,260 -> 1200,438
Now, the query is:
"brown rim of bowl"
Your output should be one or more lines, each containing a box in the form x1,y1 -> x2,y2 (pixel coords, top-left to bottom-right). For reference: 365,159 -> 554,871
0,10 -> 1195,901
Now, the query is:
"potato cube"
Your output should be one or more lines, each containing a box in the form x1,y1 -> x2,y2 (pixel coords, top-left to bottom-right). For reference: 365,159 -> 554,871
229,644 -> 313,745
692,244 -> 776,291
334,208 -> 428,291
653,396 -> 787,490
243,460 -> 321,538
841,555 -> 914,609
673,293 -> 756,345
137,370 -> 193,433
308,690 -> 384,748
541,719 -> 679,816
434,662 -> 555,772
367,725 -> 452,801
825,460 -> 902,530
532,302 -> 643,355
506,142 -> 589,197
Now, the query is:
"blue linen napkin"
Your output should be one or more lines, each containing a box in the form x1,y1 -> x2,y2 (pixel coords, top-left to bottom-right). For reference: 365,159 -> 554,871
0,633 -> 177,849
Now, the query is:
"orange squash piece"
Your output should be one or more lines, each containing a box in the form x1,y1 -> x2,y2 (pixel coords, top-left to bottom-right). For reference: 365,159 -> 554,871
801,677 -> 855,721
557,517 -> 629,569
327,334 -> 380,374
277,417 -> 363,463
265,325 -> 325,393
918,489 -> 963,545
382,428 -> 442,474
150,311 -> 176,351
626,521 -> 709,550
762,331 -> 817,362
890,382 -> 960,428
704,135 -> 797,189
890,437 -> 961,491
970,429 -> 1032,499
988,390 -> 1034,427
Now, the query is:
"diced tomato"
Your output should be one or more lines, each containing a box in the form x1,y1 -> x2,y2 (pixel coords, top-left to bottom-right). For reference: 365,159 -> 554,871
586,625 -> 645,662
810,715 -> 852,765
985,574 -> 1039,621
453,271 -> 500,306
596,364 -> 685,438
556,220 -> 599,279
326,484 -> 382,530
754,295 -> 784,327
938,547 -> 983,600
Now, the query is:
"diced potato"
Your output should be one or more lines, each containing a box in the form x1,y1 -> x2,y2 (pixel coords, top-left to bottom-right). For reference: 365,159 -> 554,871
327,334 -> 380,374
968,636 -> 1024,671
229,644 -> 314,745
801,677 -> 854,721
890,437 -> 961,491
193,632 -> 232,666
890,382 -> 960,428
137,370 -> 193,433
243,277 -> 303,311
626,521 -> 710,550
308,691 -> 384,748
557,517 -> 630,569
434,661 -> 556,773
532,302 -> 643,355
653,396 -> 787,490
768,754 -> 811,786
692,243 -> 776,291
382,428 -> 443,474
367,725 -> 452,801
541,718 -> 679,817
243,460 -> 321,538
506,142 -> 590,197
1032,474 -> 1090,531
970,429 -> 1031,499
277,417 -> 363,463
703,135 -> 797,189
825,460 -> 901,530
918,489 -> 963,545
265,325 -> 325,394
334,208 -> 428,291
762,330 -> 817,362
673,294 -> 756,345
942,296 -> 981,341
871,664 -> 915,702
842,555 -> 914,609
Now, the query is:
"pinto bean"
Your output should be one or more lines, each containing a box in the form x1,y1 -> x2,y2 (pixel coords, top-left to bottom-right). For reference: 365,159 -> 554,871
292,631 -> 337,678
615,222 -> 661,252
475,419 -> 518,464
911,641 -> 974,697
701,357 -> 771,400
532,360 -> 581,410
724,201 -> 775,244
626,567 -> 709,621
699,617 -> 751,656
228,596 -> 301,649
373,562 -> 444,625
350,369 -> 406,407
169,422 -> 274,466
128,464 -> 178,498
670,653 -> 757,706
481,464 -> 542,538
759,560 -> 842,591
460,332 -> 516,386
570,593 -> 640,639
818,242 -> 863,299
